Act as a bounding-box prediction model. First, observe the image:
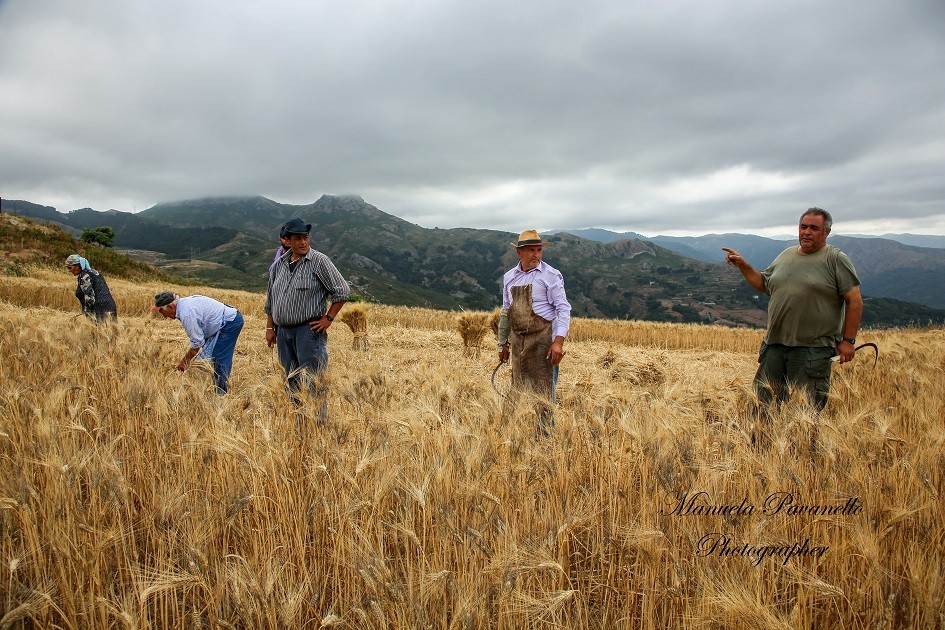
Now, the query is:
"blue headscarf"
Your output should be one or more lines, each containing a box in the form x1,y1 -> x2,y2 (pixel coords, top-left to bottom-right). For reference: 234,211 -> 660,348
65,254 -> 91,270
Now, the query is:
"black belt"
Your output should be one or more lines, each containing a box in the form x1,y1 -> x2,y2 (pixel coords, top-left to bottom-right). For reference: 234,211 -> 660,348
277,317 -> 324,328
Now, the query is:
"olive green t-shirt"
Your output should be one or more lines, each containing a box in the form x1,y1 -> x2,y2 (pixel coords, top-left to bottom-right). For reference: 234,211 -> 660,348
760,244 -> 860,347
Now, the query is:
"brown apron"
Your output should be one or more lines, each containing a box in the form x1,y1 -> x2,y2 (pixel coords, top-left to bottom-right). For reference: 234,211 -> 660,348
509,284 -> 554,398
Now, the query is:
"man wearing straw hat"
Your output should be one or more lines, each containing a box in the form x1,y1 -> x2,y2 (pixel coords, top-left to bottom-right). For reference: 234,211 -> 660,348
264,218 -> 350,415
497,229 -> 572,432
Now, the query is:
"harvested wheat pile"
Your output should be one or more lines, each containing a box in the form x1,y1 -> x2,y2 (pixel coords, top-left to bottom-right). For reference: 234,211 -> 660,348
339,304 -> 370,350
456,312 -> 490,357
488,308 -> 501,337
598,347 -> 667,386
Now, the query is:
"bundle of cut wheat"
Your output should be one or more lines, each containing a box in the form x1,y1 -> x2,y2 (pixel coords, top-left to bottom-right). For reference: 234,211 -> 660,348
600,348 -> 667,386
488,308 -> 501,338
456,312 -> 490,357
339,304 -> 370,350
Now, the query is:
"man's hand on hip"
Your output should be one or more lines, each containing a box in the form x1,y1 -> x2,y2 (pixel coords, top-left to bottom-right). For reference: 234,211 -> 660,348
309,316 -> 332,334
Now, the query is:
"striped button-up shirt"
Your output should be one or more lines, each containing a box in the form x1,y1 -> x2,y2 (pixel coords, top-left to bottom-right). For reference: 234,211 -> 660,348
264,249 -> 351,326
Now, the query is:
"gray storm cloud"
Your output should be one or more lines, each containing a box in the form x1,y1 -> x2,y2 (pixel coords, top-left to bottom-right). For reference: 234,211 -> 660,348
1,0 -> 943,235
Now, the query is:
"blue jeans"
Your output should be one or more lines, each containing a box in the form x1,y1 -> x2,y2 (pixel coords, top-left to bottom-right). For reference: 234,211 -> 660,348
211,312 -> 244,394
276,324 -> 329,408
552,365 -> 559,403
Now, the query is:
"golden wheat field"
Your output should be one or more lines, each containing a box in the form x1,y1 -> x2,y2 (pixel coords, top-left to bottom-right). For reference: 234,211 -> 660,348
1,268 -> 943,629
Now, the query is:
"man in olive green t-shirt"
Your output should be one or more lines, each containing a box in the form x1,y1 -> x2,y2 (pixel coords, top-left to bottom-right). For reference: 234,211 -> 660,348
722,208 -> 863,412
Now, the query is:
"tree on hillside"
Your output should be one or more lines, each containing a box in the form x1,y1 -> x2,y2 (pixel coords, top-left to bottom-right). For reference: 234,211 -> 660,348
81,226 -> 117,247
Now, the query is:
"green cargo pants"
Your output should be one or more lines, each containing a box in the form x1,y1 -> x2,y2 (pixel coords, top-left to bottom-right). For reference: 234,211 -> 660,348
754,342 -> 836,412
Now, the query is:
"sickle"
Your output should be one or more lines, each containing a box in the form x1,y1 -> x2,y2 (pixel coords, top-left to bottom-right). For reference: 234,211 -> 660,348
832,342 -> 879,368
491,361 -> 508,399
855,342 -> 879,369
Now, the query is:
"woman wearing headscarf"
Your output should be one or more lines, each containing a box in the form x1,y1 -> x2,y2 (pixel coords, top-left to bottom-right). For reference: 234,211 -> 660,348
65,254 -> 117,321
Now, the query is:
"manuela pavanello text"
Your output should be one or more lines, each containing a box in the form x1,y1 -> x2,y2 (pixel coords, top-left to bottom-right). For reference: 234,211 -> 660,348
661,491 -> 863,565
661,491 -> 863,518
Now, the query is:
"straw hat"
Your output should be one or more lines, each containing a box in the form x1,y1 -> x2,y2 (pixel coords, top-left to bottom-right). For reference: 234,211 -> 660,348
511,229 -> 552,248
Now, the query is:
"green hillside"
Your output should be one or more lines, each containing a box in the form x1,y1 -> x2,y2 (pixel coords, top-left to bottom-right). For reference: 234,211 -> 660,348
5,196 -> 945,329
125,195 -> 764,322
0,213 -> 187,285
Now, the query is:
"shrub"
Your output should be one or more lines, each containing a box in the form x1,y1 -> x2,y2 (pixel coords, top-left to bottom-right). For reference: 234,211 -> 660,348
81,226 -> 117,247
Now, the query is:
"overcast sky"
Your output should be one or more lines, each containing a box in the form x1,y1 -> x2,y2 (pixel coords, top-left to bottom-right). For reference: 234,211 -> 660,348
1,0 -> 943,237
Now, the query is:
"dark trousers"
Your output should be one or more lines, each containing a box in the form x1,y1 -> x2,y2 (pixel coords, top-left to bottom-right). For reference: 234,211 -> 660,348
210,313 -> 243,394
276,324 -> 329,414
754,342 -> 835,412
91,308 -> 117,322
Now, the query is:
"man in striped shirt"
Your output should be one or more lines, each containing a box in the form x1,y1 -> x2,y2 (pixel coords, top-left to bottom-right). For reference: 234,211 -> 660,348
265,218 -> 350,412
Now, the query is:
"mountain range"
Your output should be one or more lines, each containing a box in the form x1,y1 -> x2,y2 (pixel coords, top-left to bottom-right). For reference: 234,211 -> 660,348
3,195 -> 945,328
552,228 -> 945,310
552,227 -> 945,251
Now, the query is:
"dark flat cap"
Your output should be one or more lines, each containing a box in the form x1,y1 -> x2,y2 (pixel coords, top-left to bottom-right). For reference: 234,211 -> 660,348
280,217 -> 311,237
154,291 -> 176,307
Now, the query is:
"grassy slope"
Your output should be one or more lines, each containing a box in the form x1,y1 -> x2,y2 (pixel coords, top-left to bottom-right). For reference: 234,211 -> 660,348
0,213 -> 188,285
